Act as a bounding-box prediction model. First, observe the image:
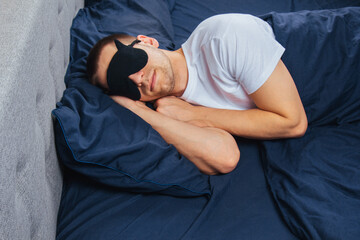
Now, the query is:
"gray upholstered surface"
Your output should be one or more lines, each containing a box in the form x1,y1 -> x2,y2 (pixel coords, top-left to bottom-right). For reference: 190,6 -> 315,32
0,0 -> 83,239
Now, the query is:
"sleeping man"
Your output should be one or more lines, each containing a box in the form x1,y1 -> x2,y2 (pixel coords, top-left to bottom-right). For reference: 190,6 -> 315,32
86,14 -> 308,175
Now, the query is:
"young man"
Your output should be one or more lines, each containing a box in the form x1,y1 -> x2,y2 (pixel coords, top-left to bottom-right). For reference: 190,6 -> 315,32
86,14 -> 307,175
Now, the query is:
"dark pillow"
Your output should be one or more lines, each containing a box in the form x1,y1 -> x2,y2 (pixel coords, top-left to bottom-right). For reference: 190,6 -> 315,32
52,0 -> 210,197
52,83 -> 211,197
169,0 -> 324,49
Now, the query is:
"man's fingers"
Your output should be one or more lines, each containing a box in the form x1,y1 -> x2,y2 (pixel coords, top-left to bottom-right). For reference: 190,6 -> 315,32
110,95 -> 134,108
154,96 -> 177,109
153,97 -> 169,110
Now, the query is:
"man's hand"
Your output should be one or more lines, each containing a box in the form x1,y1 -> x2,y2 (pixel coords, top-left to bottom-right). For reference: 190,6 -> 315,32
154,97 -> 213,127
110,95 -> 148,111
154,96 -> 197,122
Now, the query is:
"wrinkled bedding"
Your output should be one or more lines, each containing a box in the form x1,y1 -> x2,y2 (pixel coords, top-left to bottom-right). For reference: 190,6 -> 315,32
261,8 -> 360,239
53,1 -> 360,239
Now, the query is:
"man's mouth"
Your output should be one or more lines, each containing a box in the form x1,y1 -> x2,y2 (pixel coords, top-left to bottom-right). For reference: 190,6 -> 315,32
150,70 -> 156,91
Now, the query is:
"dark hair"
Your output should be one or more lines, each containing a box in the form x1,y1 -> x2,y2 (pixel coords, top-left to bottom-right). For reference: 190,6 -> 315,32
86,34 -> 136,85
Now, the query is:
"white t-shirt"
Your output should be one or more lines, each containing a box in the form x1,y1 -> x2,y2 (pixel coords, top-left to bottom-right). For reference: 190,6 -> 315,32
181,14 -> 285,110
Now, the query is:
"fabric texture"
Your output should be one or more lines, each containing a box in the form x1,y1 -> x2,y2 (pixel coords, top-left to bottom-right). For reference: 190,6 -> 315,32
181,13 -> 285,110
260,7 -> 360,239
0,1 -> 83,240
170,0 -> 326,49
56,138 -> 297,240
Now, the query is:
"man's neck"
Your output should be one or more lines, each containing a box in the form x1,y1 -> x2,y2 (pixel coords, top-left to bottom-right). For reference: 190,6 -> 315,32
164,48 -> 189,97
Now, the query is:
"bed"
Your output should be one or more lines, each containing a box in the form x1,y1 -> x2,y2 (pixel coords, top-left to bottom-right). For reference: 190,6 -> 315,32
0,1 -> 83,239
51,0 -> 360,239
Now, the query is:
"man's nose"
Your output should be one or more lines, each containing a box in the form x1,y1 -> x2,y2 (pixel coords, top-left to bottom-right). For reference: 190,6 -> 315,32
128,71 -> 144,86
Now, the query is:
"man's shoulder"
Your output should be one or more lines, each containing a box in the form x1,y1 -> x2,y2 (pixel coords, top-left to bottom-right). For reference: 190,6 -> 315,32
201,13 -> 257,23
198,14 -> 260,30
190,13 -> 269,42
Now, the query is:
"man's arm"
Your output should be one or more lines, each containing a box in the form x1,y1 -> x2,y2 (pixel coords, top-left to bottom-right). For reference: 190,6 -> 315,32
110,96 -> 240,175
155,60 -> 308,140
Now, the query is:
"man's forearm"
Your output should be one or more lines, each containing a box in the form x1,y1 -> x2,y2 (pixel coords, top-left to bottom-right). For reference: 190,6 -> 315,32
116,99 -> 240,175
193,106 -> 307,140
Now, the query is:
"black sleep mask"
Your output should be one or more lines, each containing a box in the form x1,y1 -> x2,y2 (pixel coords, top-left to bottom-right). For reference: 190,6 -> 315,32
107,39 -> 148,100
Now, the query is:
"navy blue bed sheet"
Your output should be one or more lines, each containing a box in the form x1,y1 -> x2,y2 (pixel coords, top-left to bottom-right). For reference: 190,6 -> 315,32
55,0 -> 360,240
56,138 -> 296,240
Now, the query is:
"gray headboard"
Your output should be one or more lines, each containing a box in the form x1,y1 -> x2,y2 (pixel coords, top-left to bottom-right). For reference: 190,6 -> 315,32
0,0 -> 84,239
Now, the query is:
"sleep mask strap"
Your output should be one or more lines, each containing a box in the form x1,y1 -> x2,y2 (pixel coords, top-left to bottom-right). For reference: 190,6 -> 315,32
129,39 -> 141,47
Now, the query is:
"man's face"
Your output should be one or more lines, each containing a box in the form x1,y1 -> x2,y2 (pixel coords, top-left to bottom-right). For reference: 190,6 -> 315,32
97,41 -> 175,102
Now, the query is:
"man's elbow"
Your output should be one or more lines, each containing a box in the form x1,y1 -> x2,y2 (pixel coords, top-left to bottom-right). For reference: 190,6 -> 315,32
201,130 -> 240,175
288,115 -> 308,138
221,149 -> 240,174
215,147 -> 240,175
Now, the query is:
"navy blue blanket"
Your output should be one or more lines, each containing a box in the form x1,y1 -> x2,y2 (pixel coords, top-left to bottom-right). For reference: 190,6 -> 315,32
54,1 -> 360,239
261,8 -> 360,239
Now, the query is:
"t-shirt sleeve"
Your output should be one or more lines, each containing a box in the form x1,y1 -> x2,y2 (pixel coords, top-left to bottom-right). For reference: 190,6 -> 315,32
227,15 -> 285,94
182,14 -> 285,96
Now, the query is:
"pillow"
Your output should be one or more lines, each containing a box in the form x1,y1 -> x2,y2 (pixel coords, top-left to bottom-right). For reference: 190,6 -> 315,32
169,0 -> 323,49
52,82 -> 211,197
52,0 -> 211,197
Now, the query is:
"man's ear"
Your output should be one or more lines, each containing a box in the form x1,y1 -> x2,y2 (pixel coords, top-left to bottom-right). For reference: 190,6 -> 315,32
137,35 -> 159,48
